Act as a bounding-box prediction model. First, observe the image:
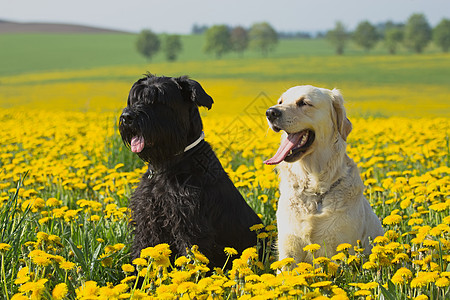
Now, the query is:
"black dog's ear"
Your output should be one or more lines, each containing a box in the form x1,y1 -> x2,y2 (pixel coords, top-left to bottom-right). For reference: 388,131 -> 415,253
176,76 -> 214,109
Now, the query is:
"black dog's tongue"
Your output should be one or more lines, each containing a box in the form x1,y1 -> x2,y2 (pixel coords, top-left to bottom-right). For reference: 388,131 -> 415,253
131,136 -> 145,153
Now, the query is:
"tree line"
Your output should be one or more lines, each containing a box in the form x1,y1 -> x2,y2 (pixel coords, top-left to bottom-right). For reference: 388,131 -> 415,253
135,13 -> 450,60
135,22 -> 278,61
328,13 -> 450,55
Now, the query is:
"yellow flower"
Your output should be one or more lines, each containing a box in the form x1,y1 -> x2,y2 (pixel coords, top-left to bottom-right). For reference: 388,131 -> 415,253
121,276 -> 137,284
332,252 -> 347,261
265,224 -> 276,231
60,260 -> 76,271
0,243 -> 11,253
76,281 -> 99,298
257,232 -> 269,239
362,262 -> 377,270
170,271 -> 192,284
177,281 -> 197,294
99,253 -> 113,267
391,269 -> 411,285
310,280 -> 332,288
121,264 -> 135,273
303,244 -> 321,253
174,256 -> 190,267
354,290 -> 371,296
113,243 -> 126,251
383,214 -> 402,225
336,243 -> 352,252
132,257 -> 148,267
241,247 -> 258,261
52,283 -> 68,300
270,257 -> 295,270
435,277 -> 450,287
14,267 -> 30,285
28,249 -> 52,267
224,247 -> 238,256
249,224 -> 264,231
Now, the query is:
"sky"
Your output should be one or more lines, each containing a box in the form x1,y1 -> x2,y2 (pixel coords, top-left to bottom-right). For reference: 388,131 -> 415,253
1,0 -> 449,34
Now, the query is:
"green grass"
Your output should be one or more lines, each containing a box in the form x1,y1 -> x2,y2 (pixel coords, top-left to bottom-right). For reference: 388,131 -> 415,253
0,33 -> 446,77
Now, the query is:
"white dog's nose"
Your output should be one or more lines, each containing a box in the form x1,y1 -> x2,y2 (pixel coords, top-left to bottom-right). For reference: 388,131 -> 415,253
266,107 -> 282,122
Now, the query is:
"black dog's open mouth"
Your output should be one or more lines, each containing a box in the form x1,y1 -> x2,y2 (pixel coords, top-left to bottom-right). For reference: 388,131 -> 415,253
131,136 -> 145,153
264,129 -> 315,165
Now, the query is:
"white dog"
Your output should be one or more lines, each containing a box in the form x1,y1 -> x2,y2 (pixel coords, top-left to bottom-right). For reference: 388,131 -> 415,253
265,85 -> 383,264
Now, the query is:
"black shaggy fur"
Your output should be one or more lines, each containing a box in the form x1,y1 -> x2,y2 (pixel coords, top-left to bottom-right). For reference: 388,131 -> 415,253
119,74 -> 262,268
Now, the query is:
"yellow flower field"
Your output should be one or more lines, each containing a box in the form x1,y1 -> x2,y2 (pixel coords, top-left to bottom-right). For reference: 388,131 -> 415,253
1,104 -> 449,299
0,53 -> 449,299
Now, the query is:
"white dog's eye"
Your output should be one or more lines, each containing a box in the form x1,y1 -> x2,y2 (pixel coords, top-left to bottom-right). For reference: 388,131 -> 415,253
296,97 -> 307,107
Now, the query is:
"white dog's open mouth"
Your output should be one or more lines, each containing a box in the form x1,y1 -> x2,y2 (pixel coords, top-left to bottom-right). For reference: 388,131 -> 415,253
264,129 -> 315,165
131,136 -> 145,153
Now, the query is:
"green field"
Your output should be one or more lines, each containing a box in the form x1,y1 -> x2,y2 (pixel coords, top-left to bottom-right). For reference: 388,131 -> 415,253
0,33 -> 446,77
0,33 -> 449,118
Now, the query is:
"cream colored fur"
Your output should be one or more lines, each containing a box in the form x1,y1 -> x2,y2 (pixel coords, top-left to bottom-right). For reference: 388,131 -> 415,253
268,85 -> 384,264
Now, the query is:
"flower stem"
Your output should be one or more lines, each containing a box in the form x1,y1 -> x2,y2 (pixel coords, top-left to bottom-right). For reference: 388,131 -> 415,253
1,254 -> 10,300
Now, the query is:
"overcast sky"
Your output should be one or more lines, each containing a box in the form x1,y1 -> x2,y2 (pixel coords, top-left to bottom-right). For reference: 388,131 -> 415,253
1,0 -> 449,34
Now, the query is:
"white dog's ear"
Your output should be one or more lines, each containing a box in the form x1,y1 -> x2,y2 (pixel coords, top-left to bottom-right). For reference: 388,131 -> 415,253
331,89 -> 352,141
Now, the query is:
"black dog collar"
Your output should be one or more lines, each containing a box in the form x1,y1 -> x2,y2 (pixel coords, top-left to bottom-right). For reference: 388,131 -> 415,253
147,132 -> 205,179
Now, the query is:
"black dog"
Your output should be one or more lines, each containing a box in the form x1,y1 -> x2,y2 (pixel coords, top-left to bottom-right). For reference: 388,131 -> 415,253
119,74 -> 263,268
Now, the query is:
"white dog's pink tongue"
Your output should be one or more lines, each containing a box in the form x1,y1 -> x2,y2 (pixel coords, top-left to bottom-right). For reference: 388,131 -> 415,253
131,136 -> 145,153
264,132 -> 304,165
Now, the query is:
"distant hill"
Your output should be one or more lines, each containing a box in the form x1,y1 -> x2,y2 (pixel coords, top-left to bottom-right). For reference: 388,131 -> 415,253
0,20 -> 130,34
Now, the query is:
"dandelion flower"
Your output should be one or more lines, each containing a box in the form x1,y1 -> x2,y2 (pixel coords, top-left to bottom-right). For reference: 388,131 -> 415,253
310,280 -> 332,288
336,243 -> 352,252
0,243 -> 11,253
121,264 -> 135,273
241,247 -> 258,261
435,277 -> 450,288
132,257 -> 148,267
224,247 -> 238,256
270,257 -> 294,270
362,261 -> 377,270
113,243 -> 126,251
59,260 -> 76,271
354,290 -> 371,296
303,244 -> 321,253
257,232 -> 269,239
265,224 -> 276,231
52,283 -> 68,300
249,224 -> 264,231
14,267 -> 30,285
177,281 -> 197,294
383,214 -> 402,225
174,256 -> 190,267
332,252 -> 347,262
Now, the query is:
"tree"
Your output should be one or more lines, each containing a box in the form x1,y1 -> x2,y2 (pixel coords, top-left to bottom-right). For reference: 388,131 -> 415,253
230,26 -> 249,57
353,21 -> 379,52
433,18 -> 450,52
204,25 -> 231,58
163,34 -> 183,61
326,21 -> 349,55
385,28 -> 404,54
404,13 -> 432,53
136,29 -> 160,61
249,22 -> 278,57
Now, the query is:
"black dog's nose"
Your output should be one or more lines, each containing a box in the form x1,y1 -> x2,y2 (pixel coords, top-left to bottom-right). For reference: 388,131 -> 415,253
266,107 -> 282,122
120,111 -> 133,126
